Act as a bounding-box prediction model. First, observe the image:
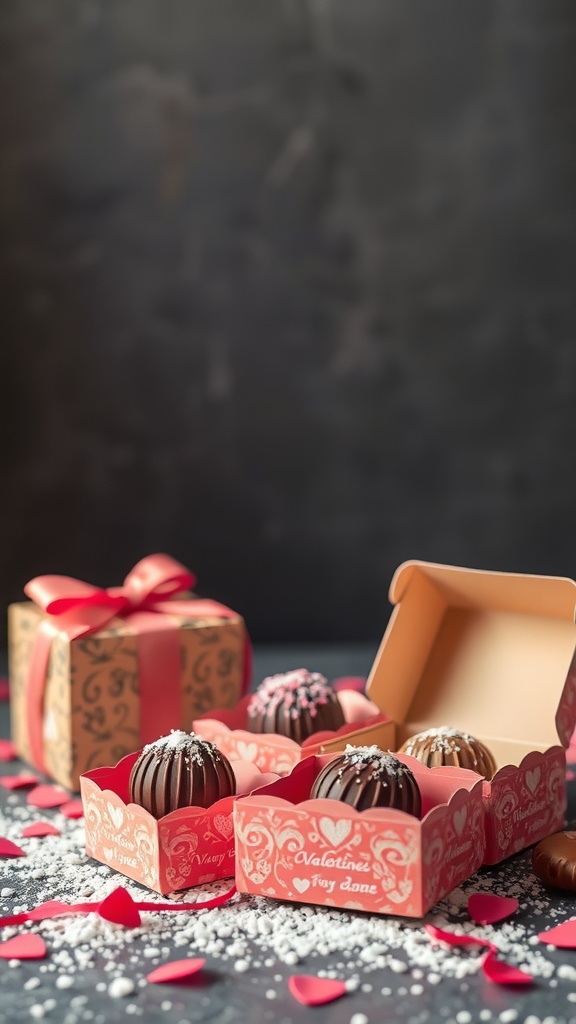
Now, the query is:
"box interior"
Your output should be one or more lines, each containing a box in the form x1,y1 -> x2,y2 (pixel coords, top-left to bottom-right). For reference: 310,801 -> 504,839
367,562 -> 576,766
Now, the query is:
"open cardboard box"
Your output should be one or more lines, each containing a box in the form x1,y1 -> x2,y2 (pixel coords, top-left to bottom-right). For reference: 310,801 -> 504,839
80,752 -> 278,895
234,753 -> 485,918
193,689 -> 384,776
328,561 -> 576,864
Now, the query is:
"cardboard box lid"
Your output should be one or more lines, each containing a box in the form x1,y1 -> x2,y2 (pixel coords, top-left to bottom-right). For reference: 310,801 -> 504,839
366,561 -> 576,753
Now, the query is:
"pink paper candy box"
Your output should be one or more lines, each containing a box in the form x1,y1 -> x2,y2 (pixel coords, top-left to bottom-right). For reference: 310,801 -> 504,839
80,752 -> 278,895
234,753 -> 485,918
329,561 -> 576,864
193,688 -> 384,776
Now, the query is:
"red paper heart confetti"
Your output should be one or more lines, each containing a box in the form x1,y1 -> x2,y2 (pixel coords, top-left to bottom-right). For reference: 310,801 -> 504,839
288,975 -> 348,1007
21,821 -> 61,839
482,951 -> 533,986
0,773 -> 39,790
147,958 -> 206,984
0,739 -> 16,761
28,900 -> 74,922
27,785 -> 69,809
537,919 -> 576,948
137,884 -> 238,914
0,837 -> 26,858
60,800 -> 84,819
567,769 -> 575,782
99,887 -> 142,928
0,934 -> 47,960
425,924 -> 495,953
0,678 -> 9,701
468,893 -> 519,925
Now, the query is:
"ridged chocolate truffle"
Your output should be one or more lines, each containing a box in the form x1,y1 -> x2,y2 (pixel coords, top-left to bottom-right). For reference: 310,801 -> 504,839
247,669 -> 346,743
398,727 -> 497,779
532,831 -> 576,891
310,745 -> 422,816
129,731 -> 236,818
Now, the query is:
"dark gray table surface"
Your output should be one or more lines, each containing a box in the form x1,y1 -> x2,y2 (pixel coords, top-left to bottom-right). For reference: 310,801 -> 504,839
1,646 -> 576,1024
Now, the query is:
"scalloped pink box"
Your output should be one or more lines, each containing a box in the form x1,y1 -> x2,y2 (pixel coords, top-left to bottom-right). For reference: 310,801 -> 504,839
327,561 -> 576,865
80,751 -> 278,895
192,690 -> 385,776
234,753 -> 485,918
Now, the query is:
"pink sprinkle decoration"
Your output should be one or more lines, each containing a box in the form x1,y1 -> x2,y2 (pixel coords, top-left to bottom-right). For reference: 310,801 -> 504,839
468,893 -> 519,925
147,958 -> 206,984
482,950 -> 533,986
537,919 -> 576,948
288,975 -> 348,1007
21,821 -> 61,839
0,837 -> 26,858
0,934 -> 47,960
60,800 -> 85,819
0,773 -> 40,790
27,785 -> 69,809
0,739 -> 16,761
99,887 -> 142,929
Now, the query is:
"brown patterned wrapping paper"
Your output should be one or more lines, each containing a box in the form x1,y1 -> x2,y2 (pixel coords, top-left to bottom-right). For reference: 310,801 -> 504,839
9,601 -> 246,791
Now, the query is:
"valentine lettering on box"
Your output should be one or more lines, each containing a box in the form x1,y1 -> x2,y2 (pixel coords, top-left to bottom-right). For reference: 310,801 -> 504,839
485,749 -> 567,862
234,790 -> 485,918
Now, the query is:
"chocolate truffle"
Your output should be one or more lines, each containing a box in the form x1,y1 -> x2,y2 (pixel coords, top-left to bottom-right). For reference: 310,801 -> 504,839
310,745 -> 422,816
398,727 -> 497,778
532,831 -> 576,891
129,731 -> 236,818
247,668 -> 345,743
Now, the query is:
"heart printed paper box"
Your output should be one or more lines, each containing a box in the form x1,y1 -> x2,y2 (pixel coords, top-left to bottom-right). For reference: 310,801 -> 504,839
327,561 -> 576,864
80,751 -> 278,895
193,688 -> 383,776
234,754 -> 485,918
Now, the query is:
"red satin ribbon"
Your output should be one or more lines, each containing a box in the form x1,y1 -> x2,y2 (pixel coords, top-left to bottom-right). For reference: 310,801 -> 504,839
23,554 -> 250,774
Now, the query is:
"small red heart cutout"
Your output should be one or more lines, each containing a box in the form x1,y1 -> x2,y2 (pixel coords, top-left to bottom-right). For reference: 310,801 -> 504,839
99,887 -> 141,928
27,785 -> 69,809
0,740 -> 16,761
147,958 -> 206,984
28,900 -> 72,921
425,924 -> 495,952
60,800 -> 84,819
21,822 -> 61,839
0,773 -> 39,790
0,935 -> 47,960
288,975 -> 348,1007
482,951 -> 533,986
468,894 -> 519,925
538,919 -> 576,948
0,837 -> 26,858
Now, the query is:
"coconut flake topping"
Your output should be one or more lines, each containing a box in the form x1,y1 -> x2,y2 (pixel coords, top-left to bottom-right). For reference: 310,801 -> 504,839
341,745 -> 409,781
141,730 -> 221,765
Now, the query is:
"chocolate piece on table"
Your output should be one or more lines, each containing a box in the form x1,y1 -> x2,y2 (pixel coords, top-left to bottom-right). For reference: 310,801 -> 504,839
129,731 -> 236,818
247,668 -> 345,743
310,744 -> 422,817
532,831 -> 576,891
398,726 -> 497,778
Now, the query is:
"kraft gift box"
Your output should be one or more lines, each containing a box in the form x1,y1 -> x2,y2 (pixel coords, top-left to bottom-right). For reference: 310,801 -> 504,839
80,752 -> 277,895
233,753 -> 485,918
326,561 -> 576,864
9,554 -> 249,791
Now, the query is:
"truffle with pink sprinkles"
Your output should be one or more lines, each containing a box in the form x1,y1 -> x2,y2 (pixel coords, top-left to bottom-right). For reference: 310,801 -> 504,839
246,669 -> 345,743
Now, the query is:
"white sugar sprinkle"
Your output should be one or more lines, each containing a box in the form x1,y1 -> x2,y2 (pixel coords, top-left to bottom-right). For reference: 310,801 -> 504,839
108,978 -> 135,999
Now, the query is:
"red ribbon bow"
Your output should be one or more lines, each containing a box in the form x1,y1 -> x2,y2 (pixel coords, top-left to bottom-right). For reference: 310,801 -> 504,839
23,554 -> 250,777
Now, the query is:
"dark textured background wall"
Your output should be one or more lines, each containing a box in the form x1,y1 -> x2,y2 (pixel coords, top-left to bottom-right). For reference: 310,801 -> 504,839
1,0 -> 575,645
